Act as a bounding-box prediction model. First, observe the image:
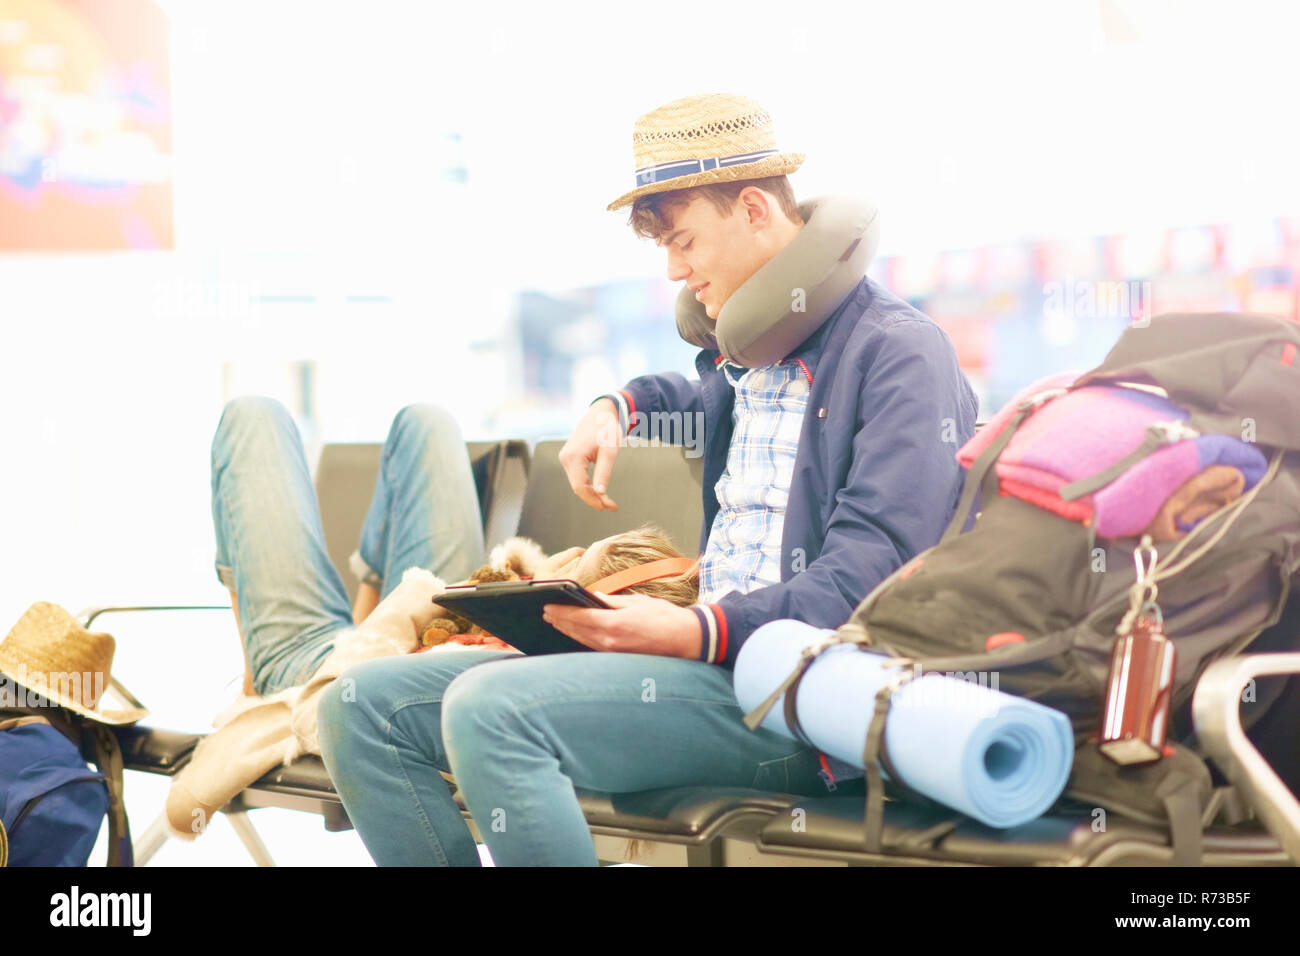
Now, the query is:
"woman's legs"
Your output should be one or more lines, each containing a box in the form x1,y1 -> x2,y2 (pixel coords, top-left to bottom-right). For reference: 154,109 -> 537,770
350,404 -> 486,602
351,582 -> 380,627
211,396 -> 353,695
212,399 -> 486,695
314,406 -> 498,864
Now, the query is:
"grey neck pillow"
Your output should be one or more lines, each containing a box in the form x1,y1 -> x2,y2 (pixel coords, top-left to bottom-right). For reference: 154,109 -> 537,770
674,194 -> 881,367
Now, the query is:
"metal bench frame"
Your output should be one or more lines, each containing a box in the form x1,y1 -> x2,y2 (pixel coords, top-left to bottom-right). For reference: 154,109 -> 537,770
85,436 -> 1300,866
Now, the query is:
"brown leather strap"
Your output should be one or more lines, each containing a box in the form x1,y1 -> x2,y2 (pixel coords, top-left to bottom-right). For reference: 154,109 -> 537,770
86,722 -> 131,867
861,668 -> 917,853
862,680 -> 899,853
741,632 -> 846,732
941,406 -> 1026,543
0,714 -> 50,732
588,557 -> 699,594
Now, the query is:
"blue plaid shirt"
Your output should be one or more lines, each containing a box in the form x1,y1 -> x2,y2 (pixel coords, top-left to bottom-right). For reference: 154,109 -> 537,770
694,356 -> 863,788
696,357 -> 812,604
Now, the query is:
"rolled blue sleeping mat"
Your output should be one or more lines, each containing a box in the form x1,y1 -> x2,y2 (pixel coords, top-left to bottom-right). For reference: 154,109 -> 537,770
733,619 -> 1075,829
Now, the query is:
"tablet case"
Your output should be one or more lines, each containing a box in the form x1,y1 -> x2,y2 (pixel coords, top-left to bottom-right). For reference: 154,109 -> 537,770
431,579 -> 611,656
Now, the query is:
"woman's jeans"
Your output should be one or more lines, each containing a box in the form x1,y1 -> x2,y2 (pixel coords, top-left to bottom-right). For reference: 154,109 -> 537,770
210,396 -> 486,694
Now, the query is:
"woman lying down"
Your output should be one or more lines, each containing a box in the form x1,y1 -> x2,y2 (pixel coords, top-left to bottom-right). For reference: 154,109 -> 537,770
164,524 -> 700,839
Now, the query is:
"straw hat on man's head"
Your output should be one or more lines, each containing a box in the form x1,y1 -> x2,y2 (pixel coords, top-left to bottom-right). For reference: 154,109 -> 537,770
606,93 -> 804,212
0,601 -> 147,725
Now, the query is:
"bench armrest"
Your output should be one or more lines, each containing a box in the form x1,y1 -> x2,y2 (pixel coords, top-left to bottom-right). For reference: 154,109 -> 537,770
75,604 -> 230,711
1193,652 -> 1300,862
76,604 -> 230,629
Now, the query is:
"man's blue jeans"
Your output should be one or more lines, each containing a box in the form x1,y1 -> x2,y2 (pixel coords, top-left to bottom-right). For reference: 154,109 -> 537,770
209,395 -> 486,694
212,395 -> 829,866
316,636 -> 833,866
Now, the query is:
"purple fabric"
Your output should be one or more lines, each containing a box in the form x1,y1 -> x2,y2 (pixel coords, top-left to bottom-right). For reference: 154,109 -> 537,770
958,375 -> 1268,538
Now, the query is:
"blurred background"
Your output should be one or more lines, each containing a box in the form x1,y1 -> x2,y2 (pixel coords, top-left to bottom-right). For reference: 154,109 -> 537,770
2,0 -> 1298,864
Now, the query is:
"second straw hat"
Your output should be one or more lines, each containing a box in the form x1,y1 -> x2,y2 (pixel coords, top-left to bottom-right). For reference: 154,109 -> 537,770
0,601 -> 148,725
606,93 -> 804,212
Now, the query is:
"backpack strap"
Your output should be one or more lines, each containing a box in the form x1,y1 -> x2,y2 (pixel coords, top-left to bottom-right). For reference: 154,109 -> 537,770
1155,770 -> 1205,866
1066,740 -> 1214,865
0,714 -> 51,732
741,632 -> 847,733
941,388 -> 1068,544
1204,785 -> 1252,827
1,705 -> 78,745
740,634 -> 950,851
780,671 -> 814,749
83,721 -> 132,867
1059,421 -> 1198,502
856,668 -> 966,854
860,667 -> 916,853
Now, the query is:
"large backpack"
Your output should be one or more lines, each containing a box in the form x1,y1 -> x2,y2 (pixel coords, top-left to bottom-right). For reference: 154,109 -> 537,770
0,708 -> 133,866
746,312 -> 1300,863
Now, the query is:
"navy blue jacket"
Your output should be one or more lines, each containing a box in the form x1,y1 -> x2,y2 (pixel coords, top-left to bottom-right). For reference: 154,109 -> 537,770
603,277 -> 979,667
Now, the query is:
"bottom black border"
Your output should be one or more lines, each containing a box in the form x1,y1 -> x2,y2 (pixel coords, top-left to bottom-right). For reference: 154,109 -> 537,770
3,863 -> 1291,940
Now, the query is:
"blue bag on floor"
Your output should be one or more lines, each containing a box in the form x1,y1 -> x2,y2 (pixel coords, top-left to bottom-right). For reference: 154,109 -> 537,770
734,620 -> 1075,829
0,718 -> 110,866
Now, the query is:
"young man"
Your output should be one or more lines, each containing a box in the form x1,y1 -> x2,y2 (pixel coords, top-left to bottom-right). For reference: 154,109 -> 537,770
316,93 -> 979,866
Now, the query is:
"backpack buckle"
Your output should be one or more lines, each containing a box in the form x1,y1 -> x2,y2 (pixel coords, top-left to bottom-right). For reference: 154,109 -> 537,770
1147,420 -> 1200,444
1016,387 -> 1069,412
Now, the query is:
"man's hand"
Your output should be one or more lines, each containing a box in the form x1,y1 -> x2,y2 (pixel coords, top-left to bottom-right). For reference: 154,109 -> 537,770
542,593 -> 702,659
558,398 -> 623,511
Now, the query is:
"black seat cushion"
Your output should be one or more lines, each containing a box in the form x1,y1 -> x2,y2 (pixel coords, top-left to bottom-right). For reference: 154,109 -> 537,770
758,796 -> 1288,865
448,784 -> 799,841
247,754 -> 338,795
586,786 -> 799,838
113,724 -> 201,774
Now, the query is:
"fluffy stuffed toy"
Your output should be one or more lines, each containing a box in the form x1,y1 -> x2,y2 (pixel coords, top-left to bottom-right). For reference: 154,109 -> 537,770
419,536 -> 550,649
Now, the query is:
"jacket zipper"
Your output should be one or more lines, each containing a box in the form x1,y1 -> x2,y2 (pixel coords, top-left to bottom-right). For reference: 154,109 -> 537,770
817,752 -> 837,791
777,357 -> 814,387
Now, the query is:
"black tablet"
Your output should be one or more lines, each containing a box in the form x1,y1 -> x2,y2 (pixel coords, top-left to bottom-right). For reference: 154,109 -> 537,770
430,579 -> 613,656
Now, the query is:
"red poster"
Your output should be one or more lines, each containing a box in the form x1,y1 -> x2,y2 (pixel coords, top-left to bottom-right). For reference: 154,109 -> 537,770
0,0 -> 172,250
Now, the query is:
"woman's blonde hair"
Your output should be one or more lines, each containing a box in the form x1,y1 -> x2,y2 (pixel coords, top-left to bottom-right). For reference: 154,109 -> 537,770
568,523 -> 700,606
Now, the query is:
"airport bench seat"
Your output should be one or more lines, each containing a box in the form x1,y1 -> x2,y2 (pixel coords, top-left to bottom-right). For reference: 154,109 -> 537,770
93,436 -> 1300,866
110,722 -> 802,854
107,714 -> 1297,867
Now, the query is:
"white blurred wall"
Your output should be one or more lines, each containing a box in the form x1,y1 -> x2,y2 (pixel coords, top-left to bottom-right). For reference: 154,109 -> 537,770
1,0 -> 1299,864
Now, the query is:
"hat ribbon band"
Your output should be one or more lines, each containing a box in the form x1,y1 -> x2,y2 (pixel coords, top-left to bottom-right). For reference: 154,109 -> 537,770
634,149 -> 779,188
